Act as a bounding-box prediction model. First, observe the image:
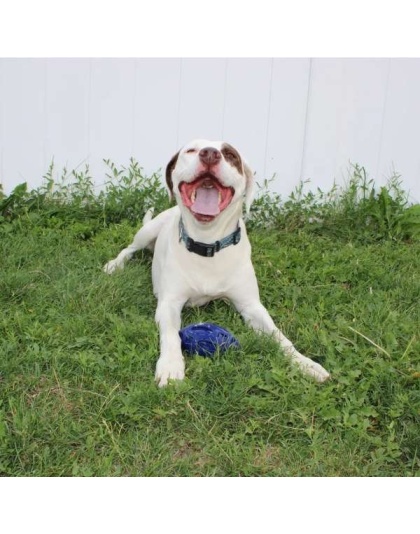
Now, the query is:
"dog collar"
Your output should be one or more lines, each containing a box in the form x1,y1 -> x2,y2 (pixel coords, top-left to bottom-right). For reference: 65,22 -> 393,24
179,218 -> 241,258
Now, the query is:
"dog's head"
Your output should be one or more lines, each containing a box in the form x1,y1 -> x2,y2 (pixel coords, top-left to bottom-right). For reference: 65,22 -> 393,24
165,139 -> 254,223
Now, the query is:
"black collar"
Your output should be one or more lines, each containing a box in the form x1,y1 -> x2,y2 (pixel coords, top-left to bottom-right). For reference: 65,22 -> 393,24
179,218 -> 241,257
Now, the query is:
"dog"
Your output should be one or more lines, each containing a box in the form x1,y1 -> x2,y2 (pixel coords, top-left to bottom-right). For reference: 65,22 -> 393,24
104,139 -> 330,386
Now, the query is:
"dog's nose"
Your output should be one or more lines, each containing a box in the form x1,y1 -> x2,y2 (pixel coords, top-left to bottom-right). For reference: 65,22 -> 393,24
199,147 -> 221,166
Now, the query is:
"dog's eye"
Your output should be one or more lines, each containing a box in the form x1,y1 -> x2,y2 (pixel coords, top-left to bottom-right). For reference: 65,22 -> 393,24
186,148 -> 197,154
224,151 -> 235,161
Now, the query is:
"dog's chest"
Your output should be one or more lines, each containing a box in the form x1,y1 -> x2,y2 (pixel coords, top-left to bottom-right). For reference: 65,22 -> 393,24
182,251 -> 240,305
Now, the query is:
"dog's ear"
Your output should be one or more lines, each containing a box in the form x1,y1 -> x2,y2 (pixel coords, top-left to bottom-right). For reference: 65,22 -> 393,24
165,150 -> 180,200
243,161 -> 255,213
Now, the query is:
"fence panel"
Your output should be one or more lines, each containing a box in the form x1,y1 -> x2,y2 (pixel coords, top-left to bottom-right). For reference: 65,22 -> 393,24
0,58 -> 419,201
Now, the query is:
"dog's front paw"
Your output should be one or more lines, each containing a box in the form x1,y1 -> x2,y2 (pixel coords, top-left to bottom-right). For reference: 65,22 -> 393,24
155,356 -> 185,387
293,355 -> 330,383
103,259 -> 122,274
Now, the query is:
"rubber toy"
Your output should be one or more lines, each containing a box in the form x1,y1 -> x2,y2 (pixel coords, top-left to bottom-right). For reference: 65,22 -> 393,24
179,322 -> 240,357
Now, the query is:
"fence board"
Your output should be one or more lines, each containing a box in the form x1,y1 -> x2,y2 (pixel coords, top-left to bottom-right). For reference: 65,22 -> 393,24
133,58 -> 181,174
264,58 -> 310,197
378,58 -> 420,199
222,58 -> 273,177
44,58 -> 90,179
1,59 -> 47,191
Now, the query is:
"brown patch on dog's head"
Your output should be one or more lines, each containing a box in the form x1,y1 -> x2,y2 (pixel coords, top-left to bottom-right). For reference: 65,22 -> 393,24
221,142 -> 243,175
221,142 -> 254,212
243,161 -> 255,213
165,150 -> 180,199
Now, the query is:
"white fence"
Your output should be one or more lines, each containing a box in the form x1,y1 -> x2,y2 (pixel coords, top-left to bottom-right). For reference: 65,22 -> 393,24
1,58 -> 419,201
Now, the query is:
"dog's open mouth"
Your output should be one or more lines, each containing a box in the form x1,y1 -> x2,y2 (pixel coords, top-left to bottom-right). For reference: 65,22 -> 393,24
179,175 -> 234,221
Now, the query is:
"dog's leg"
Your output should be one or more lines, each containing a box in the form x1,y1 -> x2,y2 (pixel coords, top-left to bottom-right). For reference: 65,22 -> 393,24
232,298 -> 330,382
103,208 -> 173,274
154,299 -> 185,387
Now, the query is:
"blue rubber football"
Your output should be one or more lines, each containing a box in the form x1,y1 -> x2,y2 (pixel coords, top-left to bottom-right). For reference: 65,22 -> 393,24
179,322 -> 240,357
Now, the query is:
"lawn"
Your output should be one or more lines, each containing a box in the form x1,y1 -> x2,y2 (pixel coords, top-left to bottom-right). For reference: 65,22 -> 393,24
0,163 -> 419,476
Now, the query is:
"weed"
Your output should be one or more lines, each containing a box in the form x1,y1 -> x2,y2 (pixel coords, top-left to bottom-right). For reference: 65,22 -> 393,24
249,164 -> 420,242
101,158 -> 170,224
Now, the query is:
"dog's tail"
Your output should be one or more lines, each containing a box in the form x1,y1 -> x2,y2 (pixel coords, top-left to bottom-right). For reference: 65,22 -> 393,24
143,207 -> 155,225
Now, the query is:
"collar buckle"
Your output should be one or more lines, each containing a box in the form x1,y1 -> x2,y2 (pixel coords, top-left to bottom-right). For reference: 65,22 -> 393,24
232,228 -> 241,245
185,237 -> 216,257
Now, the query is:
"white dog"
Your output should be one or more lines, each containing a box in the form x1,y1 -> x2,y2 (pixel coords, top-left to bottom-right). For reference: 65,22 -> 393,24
104,139 -> 330,386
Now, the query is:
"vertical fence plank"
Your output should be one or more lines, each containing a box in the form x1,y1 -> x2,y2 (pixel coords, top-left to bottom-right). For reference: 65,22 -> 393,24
44,58 -> 91,181
222,58 -> 273,179
132,58 -> 181,175
0,60 -> 3,188
88,58 -> 137,188
335,59 -> 390,184
176,58 -> 227,145
377,58 -> 420,202
264,58 -> 311,197
0,59 -> 47,192
300,58 -> 346,192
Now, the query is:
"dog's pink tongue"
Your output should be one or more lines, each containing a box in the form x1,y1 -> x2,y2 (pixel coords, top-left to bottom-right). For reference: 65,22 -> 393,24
191,187 -> 220,216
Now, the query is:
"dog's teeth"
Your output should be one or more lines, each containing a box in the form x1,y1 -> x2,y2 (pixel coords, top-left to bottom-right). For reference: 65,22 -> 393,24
191,190 -> 196,202
218,192 -> 222,203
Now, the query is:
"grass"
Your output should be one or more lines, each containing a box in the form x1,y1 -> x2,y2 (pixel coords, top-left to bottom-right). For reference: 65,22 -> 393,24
0,161 -> 419,476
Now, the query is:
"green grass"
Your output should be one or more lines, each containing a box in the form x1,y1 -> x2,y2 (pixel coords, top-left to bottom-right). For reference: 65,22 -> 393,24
0,162 -> 419,476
